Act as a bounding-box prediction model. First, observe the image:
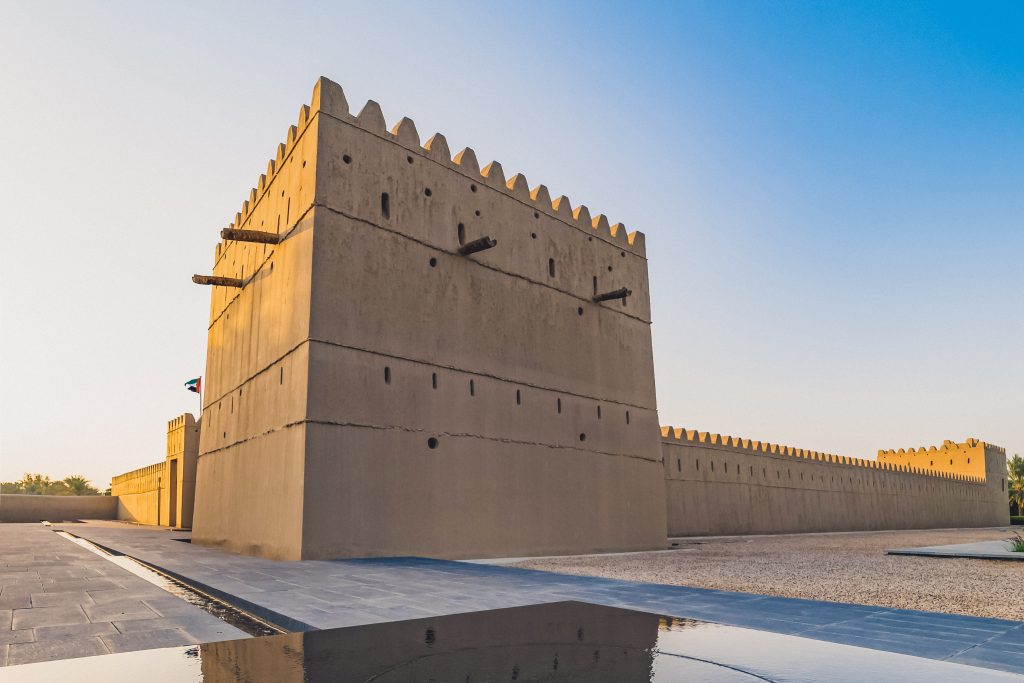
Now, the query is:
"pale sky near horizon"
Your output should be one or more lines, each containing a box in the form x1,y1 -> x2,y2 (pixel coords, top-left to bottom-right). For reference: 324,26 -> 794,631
1,1 -> 1021,487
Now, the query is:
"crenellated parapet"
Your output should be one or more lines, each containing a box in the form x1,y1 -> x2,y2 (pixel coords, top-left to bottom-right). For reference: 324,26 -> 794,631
212,77 -> 643,269
660,426 -> 991,484
877,438 -> 1004,482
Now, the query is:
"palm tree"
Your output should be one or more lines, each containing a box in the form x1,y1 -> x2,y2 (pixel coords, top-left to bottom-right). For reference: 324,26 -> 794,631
61,476 -> 99,496
1008,454 -> 1024,517
18,473 -> 54,494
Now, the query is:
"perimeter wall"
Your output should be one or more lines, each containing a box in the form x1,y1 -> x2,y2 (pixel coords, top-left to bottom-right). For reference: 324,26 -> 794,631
110,413 -> 200,528
662,428 -> 1009,537
0,494 -> 117,523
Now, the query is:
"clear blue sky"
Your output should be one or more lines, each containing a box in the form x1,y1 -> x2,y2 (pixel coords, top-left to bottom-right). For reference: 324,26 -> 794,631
1,1 -> 1021,487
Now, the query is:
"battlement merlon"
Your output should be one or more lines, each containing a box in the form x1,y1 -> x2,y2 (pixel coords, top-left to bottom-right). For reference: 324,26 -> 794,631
877,438 -> 1006,481
660,426 -> 1001,484
214,76 -> 647,266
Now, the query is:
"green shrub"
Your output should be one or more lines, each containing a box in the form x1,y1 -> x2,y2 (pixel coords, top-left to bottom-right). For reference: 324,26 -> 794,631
1009,532 -> 1024,553
1012,515 -> 1024,526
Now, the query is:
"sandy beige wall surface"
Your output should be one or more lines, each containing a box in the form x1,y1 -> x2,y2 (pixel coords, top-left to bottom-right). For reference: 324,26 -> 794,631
192,78 -> 667,560
662,436 -> 1008,536
111,461 -> 164,525
0,494 -> 117,522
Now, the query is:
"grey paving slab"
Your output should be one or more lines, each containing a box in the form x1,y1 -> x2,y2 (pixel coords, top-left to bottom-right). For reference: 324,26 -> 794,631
81,599 -> 160,623
0,524 -> 249,667
950,646 -> 1024,672
111,614 -> 237,636
0,630 -> 33,646
6,636 -> 109,666
51,522 -> 1024,675
100,627 -> 198,654
84,587 -> 157,605
888,539 -> 1024,560
40,578 -> 125,592
28,591 -> 93,608
0,594 -> 30,610
11,605 -> 88,630
32,622 -> 118,640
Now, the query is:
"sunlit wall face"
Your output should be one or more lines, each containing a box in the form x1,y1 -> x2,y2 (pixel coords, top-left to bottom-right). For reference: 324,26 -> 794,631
0,1 -> 1021,486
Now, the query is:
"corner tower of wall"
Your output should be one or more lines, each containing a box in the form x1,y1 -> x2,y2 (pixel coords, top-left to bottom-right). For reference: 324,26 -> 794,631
192,77 -> 667,560
166,413 -> 200,529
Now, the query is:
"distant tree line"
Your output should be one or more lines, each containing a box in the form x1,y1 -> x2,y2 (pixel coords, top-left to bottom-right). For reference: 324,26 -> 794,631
1,473 -> 108,496
1009,454 -> 1023,517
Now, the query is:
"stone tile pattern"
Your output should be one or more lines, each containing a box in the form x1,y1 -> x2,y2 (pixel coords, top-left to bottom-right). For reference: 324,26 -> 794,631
0,524 -> 247,666
888,540 -> 1024,561
58,523 -> 1024,676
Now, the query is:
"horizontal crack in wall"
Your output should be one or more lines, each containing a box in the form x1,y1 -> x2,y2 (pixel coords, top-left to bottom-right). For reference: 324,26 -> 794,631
200,418 -> 661,464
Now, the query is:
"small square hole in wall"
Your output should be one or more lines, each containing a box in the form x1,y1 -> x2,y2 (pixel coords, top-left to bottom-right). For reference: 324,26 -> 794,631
516,389 -> 521,405
384,367 -> 391,384
557,398 -> 562,414
432,373 -> 437,389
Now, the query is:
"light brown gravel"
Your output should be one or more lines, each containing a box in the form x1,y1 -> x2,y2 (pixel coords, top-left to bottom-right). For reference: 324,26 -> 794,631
510,527 -> 1024,620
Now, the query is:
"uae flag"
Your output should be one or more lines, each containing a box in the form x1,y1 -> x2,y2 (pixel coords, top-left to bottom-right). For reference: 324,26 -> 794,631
185,377 -> 202,394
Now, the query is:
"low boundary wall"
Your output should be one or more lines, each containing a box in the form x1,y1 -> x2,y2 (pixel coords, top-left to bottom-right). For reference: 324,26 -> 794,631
0,494 -> 118,523
661,428 -> 1009,537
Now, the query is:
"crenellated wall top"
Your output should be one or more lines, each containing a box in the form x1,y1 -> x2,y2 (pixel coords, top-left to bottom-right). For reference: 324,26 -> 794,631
215,76 -> 645,262
660,426 -> 992,484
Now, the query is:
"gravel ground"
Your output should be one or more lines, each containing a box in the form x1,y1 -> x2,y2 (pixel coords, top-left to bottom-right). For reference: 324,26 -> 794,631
510,527 -> 1024,620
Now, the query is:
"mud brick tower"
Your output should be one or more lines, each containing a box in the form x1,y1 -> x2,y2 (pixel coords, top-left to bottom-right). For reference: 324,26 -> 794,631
191,77 -> 668,560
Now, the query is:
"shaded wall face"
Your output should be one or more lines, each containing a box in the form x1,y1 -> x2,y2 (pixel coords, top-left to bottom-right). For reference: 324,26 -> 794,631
0,494 -> 118,522
200,602 -> 658,682
191,114 -> 320,559
663,440 -> 1008,536
298,110 -> 666,559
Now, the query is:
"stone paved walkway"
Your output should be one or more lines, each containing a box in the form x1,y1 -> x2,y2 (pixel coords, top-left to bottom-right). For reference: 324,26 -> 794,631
52,522 -> 1024,675
888,540 -> 1024,561
0,524 -> 247,666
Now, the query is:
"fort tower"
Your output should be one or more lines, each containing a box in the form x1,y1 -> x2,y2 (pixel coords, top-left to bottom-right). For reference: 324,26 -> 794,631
191,77 -> 668,560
